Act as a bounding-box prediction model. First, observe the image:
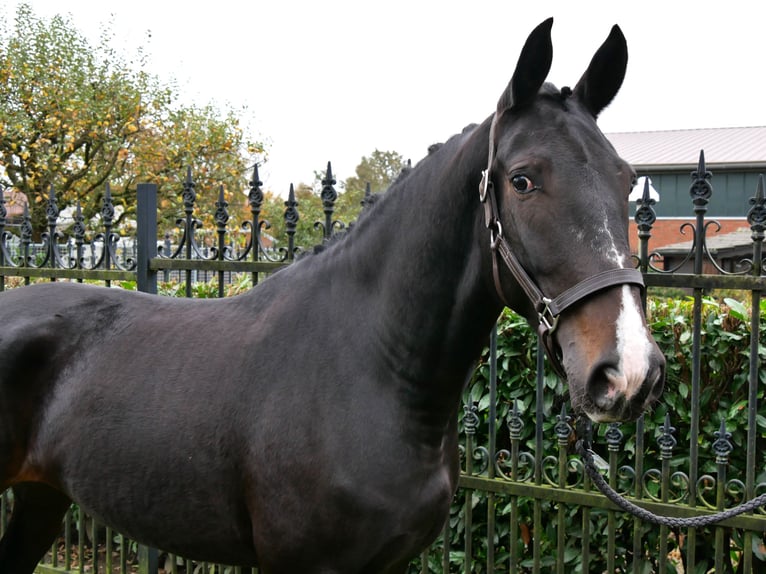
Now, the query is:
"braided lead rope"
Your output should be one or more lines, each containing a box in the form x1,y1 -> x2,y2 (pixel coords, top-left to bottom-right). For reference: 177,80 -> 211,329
576,440 -> 766,528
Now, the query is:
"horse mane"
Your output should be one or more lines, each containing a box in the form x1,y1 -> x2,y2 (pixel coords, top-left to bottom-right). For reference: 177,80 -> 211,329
540,82 -> 573,109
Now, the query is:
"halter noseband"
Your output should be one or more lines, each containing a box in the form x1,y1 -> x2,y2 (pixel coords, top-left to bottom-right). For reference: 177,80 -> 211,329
479,115 -> 645,378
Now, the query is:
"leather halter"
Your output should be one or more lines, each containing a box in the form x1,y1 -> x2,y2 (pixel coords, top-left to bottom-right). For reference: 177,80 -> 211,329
479,114 -> 645,378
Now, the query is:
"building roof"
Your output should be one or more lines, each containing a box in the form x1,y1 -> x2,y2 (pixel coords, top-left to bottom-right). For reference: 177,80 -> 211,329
606,126 -> 766,170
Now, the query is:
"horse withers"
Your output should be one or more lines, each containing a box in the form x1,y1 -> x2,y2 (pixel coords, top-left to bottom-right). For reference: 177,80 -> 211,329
0,18 -> 664,574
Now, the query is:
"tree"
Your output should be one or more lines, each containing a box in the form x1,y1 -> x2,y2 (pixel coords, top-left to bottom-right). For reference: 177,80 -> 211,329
0,4 -> 263,237
340,149 -> 406,214
123,103 -> 263,233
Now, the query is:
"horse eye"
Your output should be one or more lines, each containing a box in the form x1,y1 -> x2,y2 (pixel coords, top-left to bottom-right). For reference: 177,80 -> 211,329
511,175 -> 535,194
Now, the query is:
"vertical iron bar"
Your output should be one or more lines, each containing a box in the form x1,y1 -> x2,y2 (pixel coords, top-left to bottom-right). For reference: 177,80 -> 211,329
138,544 -> 158,574
554,405 -> 571,574
442,520 -> 450,573
21,202 -> 31,285
284,185 -> 298,261
686,151 -> 712,570
635,175 -> 656,279
463,402 -> 478,574
102,183 -> 114,287
121,534 -> 127,574
65,506 -> 72,570
92,517 -> 99,574
105,526 -> 113,574
606,423 -> 623,573
657,414 -> 676,573
183,167 -> 196,297
487,322 -> 497,574
248,165 -> 263,285
687,290 -> 702,570
533,339 -> 544,574
634,225 -> 651,573
136,184 -> 158,294
631,415 -> 645,574
215,185 -> 229,298
744,174 -> 764,572
74,202 -> 85,282
78,510 -> 85,574
712,419 -> 732,573
508,402 -> 523,574
46,184 -> 59,279
581,422 -> 591,574
163,233 -> 171,283
320,162 -> 338,241
0,184 -> 6,292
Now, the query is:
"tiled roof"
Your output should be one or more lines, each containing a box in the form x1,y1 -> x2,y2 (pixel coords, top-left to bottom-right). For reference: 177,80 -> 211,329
606,127 -> 766,168
657,227 -> 755,254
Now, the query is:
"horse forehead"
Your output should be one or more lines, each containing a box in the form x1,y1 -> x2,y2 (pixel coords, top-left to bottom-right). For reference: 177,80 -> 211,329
496,101 -> 621,171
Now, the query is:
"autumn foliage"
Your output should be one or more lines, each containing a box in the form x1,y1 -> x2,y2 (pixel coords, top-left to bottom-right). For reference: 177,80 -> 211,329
0,4 -> 264,235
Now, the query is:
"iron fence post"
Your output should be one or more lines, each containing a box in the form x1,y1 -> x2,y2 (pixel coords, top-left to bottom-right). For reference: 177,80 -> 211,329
138,545 -> 158,574
0,184 -> 6,292
136,183 -> 158,294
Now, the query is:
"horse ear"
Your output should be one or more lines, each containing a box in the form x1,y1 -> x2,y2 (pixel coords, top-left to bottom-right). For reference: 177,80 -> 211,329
497,17 -> 554,113
573,24 -> 628,118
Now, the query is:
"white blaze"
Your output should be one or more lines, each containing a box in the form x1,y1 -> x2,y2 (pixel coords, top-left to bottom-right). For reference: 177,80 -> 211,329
596,207 -> 652,397
614,285 -> 652,396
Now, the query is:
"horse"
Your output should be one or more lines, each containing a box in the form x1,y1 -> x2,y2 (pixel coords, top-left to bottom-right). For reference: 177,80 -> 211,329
0,18 -> 665,574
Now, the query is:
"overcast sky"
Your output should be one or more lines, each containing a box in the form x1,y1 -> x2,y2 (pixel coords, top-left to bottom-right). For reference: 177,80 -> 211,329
3,1 -> 765,195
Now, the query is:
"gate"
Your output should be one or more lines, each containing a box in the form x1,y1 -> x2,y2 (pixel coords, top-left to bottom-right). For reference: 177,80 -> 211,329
0,153 -> 764,573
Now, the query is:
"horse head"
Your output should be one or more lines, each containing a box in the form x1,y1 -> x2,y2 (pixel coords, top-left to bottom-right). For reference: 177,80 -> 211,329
482,18 -> 665,422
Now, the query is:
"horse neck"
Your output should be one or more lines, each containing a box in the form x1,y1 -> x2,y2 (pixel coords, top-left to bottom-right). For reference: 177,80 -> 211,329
352,121 -> 504,417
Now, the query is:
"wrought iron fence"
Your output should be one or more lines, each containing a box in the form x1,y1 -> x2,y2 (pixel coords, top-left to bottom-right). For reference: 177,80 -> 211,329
0,153 -> 765,573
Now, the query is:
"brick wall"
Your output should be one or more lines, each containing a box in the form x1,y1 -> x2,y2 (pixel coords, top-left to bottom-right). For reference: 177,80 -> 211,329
628,218 -> 749,254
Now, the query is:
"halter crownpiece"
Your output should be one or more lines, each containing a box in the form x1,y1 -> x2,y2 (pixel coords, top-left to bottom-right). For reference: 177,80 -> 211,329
479,114 -> 645,378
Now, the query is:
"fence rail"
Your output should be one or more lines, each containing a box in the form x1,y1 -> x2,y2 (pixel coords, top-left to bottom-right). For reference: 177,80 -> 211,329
1,154 -> 765,573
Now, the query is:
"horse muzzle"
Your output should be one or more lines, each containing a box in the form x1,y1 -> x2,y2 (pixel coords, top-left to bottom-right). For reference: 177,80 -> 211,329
555,285 -> 666,423
581,351 -> 665,422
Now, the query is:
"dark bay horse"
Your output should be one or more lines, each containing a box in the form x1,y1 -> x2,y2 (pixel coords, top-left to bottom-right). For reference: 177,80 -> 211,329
0,19 -> 664,574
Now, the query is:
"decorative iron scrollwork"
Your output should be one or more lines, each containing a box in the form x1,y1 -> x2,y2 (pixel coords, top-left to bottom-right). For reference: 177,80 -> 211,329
657,413 -> 677,459
463,402 -> 479,435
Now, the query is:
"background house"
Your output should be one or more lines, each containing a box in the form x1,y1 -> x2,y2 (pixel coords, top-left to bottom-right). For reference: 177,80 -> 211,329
607,126 -> 766,270
1,189 -> 28,225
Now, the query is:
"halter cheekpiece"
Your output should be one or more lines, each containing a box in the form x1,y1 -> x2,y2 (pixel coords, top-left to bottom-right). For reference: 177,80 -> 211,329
479,114 -> 645,378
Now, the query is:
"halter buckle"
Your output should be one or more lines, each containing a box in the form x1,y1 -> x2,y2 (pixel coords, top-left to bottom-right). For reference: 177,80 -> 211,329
489,220 -> 503,250
538,297 -> 560,333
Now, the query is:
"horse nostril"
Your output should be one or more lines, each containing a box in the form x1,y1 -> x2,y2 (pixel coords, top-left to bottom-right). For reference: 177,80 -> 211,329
587,356 -> 666,420
587,363 -> 626,412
